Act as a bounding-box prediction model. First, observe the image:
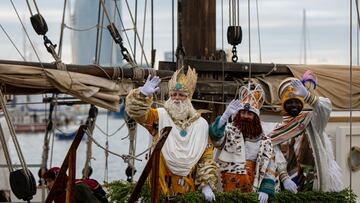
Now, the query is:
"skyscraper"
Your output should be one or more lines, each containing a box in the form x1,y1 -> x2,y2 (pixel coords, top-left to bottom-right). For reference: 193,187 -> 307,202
72,0 -> 123,65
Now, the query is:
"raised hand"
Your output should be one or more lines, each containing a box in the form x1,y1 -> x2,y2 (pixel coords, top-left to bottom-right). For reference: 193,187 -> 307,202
140,75 -> 161,97
291,79 -> 308,98
258,191 -> 269,203
218,99 -> 242,128
283,178 -> 298,194
201,184 -> 215,202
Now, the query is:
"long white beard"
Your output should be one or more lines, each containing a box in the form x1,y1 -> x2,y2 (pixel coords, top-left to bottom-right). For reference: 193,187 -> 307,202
164,98 -> 196,122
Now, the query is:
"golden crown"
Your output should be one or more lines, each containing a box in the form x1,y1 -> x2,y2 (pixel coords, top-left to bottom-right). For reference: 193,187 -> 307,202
168,66 -> 197,97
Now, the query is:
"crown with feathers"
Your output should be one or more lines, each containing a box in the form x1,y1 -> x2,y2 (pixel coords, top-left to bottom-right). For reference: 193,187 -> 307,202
168,66 -> 197,97
278,70 -> 318,108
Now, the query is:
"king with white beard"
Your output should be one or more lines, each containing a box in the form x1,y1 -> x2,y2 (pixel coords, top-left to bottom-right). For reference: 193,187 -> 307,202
125,67 -> 218,201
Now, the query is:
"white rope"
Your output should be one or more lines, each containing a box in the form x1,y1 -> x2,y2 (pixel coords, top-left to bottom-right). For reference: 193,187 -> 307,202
95,122 -> 126,137
0,116 -> 13,172
140,0 -> 148,65
57,0 -> 68,58
84,128 -> 141,161
248,0 -> 252,81
255,0 -> 262,62
123,0 -> 150,67
0,90 -> 29,174
0,24 -> 26,61
349,0 -> 353,189
64,24 -> 101,32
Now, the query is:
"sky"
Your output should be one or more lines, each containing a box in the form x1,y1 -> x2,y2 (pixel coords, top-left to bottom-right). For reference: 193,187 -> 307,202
0,0 -> 357,67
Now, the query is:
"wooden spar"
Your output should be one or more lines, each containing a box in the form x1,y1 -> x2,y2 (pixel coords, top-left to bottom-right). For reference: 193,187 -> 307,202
159,59 -> 291,74
0,59 -> 174,95
128,126 -> 172,203
0,59 -> 174,78
45,125 -> 86,203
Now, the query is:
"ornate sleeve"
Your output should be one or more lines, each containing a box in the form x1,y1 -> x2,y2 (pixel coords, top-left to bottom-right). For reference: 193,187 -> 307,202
308,95 -> 332,135
125,88 -> 159,135
259,141 -> 276,197
274,145 -> 290,183
194,138 -> 219,191
209,116 -> 226,147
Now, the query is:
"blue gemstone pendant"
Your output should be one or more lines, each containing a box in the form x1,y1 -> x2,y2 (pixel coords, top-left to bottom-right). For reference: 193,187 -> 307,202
180,130 -> 187,137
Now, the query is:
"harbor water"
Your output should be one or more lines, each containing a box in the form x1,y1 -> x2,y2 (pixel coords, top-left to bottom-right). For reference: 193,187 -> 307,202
6,113 -> 150,184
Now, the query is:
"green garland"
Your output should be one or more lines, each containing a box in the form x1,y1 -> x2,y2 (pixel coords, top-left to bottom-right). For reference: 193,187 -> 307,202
105,181 -> 357,203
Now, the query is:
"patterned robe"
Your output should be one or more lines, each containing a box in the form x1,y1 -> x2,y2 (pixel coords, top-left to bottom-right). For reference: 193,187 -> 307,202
209,117 -> 276,196
270,96 -> 343,192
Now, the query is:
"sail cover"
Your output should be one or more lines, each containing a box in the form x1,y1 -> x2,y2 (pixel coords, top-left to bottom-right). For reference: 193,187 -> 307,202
0,64 -> 132,111
253,64 -> 360,111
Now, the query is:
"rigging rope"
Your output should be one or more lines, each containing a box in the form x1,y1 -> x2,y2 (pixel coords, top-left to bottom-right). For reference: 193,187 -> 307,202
0,24 -> 26,61
57,0 -> 68,58
40,97 -> 57,171
255,0 -> 262,62
248,0 -> 252,81
113,0 -> 135,60
141,0 -> 149,64
0,90 -> 29,175
9,0 -> 44,67
123,0 -> 150,67
349,0 -> 353,189
0,112 -> 13,172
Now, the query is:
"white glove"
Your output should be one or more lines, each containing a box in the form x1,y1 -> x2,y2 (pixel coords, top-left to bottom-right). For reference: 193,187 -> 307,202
283,178 -> 298,194
258,192 -> 269,203
201,184 -> 215,202
291,79 -> 308,98
218,99 -> 242,128
139,75 -> 161,97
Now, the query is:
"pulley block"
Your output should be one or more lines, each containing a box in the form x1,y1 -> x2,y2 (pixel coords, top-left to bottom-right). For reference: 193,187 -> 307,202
227,25 -> 242,46
30,14 -> 48,35
10,169 -> 36,201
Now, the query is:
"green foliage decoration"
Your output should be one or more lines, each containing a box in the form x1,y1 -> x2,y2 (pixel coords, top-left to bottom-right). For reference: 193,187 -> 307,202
105,181 -> 356,203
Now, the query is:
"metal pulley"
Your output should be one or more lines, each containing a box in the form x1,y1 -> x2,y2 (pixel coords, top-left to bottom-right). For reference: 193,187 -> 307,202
227,25 -> 242,46
10,169 -> 37,202
30,14 -> 48,35
227,26 -> 242,63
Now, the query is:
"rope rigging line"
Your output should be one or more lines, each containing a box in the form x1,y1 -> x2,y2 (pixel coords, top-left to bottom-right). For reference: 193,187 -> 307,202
255,0 -> 262,62
0,24 -> 26,61
84,128 -> 142,162
228,0 -> 242,62
24,0 -> 64,64
141,0 -> 149,64
57,0 -> 68,58
112,0 -> 149,67
83,105 -> 97,179
95,121 -> 126,137
248,0 -> 252,81
101,0 -> 137,66
349,0 -> 353,189
123,0 -> 151,67
104,110 -> 110,182
133,0 -> 138,60
63,24 -> 101,32
9,0 -> 44,67
0,114 -> 13,172
0,89 -> 29,175
96,1 -> 106,65
113,0 -> 136,61
40,96 -> 57,171
94,0 -> 103,65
